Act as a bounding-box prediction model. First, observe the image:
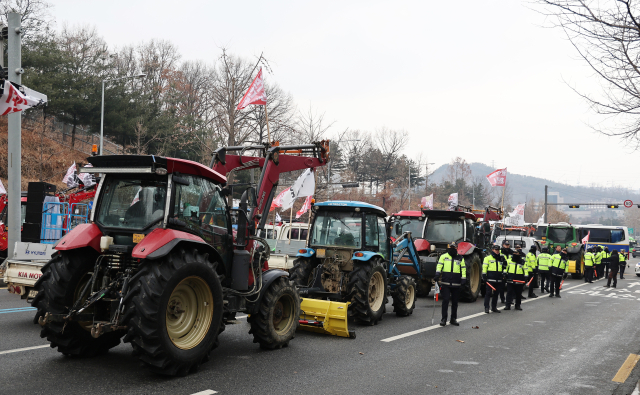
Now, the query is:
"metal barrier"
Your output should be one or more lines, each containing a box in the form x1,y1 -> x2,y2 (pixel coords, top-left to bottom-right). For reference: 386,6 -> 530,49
68,203 -> 90,230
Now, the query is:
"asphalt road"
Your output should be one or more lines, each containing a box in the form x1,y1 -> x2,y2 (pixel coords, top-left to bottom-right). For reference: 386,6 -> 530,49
1,259 -> 640,395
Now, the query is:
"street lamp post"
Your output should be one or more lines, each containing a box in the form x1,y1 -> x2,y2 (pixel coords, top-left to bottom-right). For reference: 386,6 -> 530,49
100,73 -> 146,155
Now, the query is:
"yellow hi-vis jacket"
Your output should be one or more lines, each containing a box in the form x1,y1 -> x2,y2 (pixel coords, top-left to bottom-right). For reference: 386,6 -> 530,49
584,252 -> 595,267
537,253 -> 552,271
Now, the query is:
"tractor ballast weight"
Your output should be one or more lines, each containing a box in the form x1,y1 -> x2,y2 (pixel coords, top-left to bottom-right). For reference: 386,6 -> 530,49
33,141 -> 331,376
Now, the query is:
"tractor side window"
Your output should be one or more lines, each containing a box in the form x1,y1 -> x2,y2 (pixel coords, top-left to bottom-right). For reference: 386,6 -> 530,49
377,217 -> 388,258
465,219 -> 474,243
174,175 -> 227,235
365,214 -> 379,249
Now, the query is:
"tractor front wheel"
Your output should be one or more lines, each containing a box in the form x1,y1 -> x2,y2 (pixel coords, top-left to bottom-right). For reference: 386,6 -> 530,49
122,248 -> 224,376
32,249 -> 124,356
289,258 -> 318,287
391,275 -> 416,317
248,276 -> 300,349
348,261 -> 387,325
461,253 -> 481,302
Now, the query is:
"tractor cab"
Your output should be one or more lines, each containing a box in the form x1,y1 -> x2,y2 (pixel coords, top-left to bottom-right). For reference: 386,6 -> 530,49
390,210 -> 425,240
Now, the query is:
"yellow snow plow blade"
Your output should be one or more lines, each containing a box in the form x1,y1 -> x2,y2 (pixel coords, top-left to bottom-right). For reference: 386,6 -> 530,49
298,298 -> 355,339
567,260 -> 577,273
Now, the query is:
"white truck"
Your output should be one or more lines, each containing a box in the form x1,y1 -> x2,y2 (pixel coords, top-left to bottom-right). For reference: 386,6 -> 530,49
495,235 -> 542,252
258,222 -> 310,270
3,242 -> 56,301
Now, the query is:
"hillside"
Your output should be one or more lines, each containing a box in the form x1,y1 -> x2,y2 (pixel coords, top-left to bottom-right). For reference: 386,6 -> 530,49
429,162 -> 640,205
0,116 -> 90,191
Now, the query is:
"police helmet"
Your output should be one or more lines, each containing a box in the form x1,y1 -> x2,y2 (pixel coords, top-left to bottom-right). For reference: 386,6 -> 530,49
541,247 -> 549,253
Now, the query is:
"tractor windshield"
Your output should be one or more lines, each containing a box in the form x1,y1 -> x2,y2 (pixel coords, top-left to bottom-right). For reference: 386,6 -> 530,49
424,218 -> 464,243
547,227 -> 573,244
310,211 -> 361,248
393,218 -> 424,238
96,176 -> 167,230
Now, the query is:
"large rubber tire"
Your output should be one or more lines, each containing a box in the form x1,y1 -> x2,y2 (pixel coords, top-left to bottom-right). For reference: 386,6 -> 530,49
289,258 -> 318,287
461,253 -> 481,303
31,249 -> 124,356
391,275 -> 416,317
348,261 -> 387,325
122,248 -> 224,376
248,276 -> 300,349
570,251 -> 585,279
416,279 -> 432,297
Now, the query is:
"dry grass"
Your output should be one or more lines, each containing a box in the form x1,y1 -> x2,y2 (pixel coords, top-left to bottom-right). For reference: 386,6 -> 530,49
0,116 -> 90,191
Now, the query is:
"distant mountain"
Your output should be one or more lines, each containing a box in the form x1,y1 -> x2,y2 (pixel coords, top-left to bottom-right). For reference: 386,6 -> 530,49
429,162 -> 640,205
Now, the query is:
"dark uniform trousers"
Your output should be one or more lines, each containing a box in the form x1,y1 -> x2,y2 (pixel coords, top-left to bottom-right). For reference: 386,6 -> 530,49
484,281 -> 502,310
584,266 -> 594,282
607,267 -> 618,287
440,285 -> 460,321
506,282 -> 523,307
539,270 -> 550,291
550,270 -> 563,296
620,263 -> 625,279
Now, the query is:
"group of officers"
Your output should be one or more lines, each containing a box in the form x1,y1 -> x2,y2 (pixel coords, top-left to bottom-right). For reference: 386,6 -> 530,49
433,239 -> 629,326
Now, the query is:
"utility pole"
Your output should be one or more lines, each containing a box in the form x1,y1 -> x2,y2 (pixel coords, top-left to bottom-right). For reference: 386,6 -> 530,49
408,166 -> 411,209
544,185 -> 548,225
7,13 -> 22,259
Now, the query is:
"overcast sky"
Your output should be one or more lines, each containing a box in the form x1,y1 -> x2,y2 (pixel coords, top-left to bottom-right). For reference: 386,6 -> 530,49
47,0 -> 637,192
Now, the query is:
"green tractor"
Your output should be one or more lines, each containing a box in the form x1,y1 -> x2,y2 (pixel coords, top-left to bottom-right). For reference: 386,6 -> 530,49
543,222 -> 584,279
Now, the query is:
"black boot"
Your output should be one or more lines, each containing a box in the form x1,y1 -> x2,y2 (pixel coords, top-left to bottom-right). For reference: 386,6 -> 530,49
515,305 -> 523,311
556,294 -> 561,298
491,308 -> 501,313
485,308 -> 490,314
549,293 -> 554,297
520,295 -> 527,300
530,293 -> 538,298
450,319 -> 459,326
504,305 -> 511,310
440,318 -> 447,326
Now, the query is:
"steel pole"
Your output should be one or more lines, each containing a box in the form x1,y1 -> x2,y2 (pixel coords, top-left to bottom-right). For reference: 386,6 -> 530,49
7,13 -> 21,258
100,80 -> 105,155
544,185 -> 548,224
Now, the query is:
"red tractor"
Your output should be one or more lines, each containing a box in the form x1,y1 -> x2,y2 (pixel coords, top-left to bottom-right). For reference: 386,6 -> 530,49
33,142 -> 329,375
389,206 -> 501,301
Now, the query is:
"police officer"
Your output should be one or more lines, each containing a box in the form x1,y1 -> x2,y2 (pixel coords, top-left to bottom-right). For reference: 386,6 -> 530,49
619,250 -> 627,279
605,250 -> 619,288
514,243 -> 527,300
538,247 -> 552,293
500,241 -> 513,303
434,241 -> 466,326
594,246 -> 603,278
525,245 -> 538,298
505,248 -> 528,310
483,244 -> 504,314
584,247 -> 595,283
549,246 -> 568,297
602,247 -> 610,278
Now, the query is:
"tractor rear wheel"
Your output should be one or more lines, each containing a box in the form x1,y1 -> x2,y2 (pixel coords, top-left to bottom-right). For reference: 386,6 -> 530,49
248,276 -> 300,349
122,247 -> 224,376
461,253 -> 481,302
348,261 -> 387,325
32,249 -> 124,356
391,275 -> 416,316
289,258 -> 318,287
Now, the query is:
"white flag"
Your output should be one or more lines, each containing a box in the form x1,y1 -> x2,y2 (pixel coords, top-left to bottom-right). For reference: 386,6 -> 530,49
280,169 -> 315,210
275,213 -> 282,223
130,187 -> 141,206
0,179 -> 5,195
537,214 -> 545,225
447,193 -> 458,211
0,81 -> 46,116
505,203 -> 526,226
421,194 -> 433,210
77,164 -> 95,187
62,162 -> 78,188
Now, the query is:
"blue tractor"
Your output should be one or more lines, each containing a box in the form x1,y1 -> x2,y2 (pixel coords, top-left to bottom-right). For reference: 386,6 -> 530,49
290,201 -> 418,325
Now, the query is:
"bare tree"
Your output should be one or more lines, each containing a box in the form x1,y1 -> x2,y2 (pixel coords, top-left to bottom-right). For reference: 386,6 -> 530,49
1,0 -> 52,41
245,83 -> 297,144
296,106 -> 334,142
537,0 -> 640,148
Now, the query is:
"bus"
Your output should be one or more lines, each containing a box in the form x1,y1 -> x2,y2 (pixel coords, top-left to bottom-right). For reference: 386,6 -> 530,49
576,224 -> 630,255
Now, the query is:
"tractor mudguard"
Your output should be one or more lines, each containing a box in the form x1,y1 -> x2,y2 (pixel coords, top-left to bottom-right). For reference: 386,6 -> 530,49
352,251 -> 384,262
55,223 -> 102,252
457,242 -> 475,256
414,239 -> 430,252
296,248 -> 315,258
132,228 -> 221,262
247,269 -> 290,314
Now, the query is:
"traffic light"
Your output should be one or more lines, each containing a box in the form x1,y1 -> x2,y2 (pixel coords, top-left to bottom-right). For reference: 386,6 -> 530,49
607,204 -> 619,208
568,205 -> 580,209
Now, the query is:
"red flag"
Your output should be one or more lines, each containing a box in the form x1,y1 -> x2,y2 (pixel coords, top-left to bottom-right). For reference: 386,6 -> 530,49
296,196 -> 313,219
486,168 -> 507,187
270,187 -> 290,212
237,68 -> 267,110
582,231 -> 590,245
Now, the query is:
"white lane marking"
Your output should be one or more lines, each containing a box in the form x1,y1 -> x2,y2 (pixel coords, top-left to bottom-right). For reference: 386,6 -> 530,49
533,321 -> 546,323
190,391 -> 217,395
0,345 -> 49,355
453,361 -> 479,365
438,369 -> 454,373
381,281 -> 592,343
